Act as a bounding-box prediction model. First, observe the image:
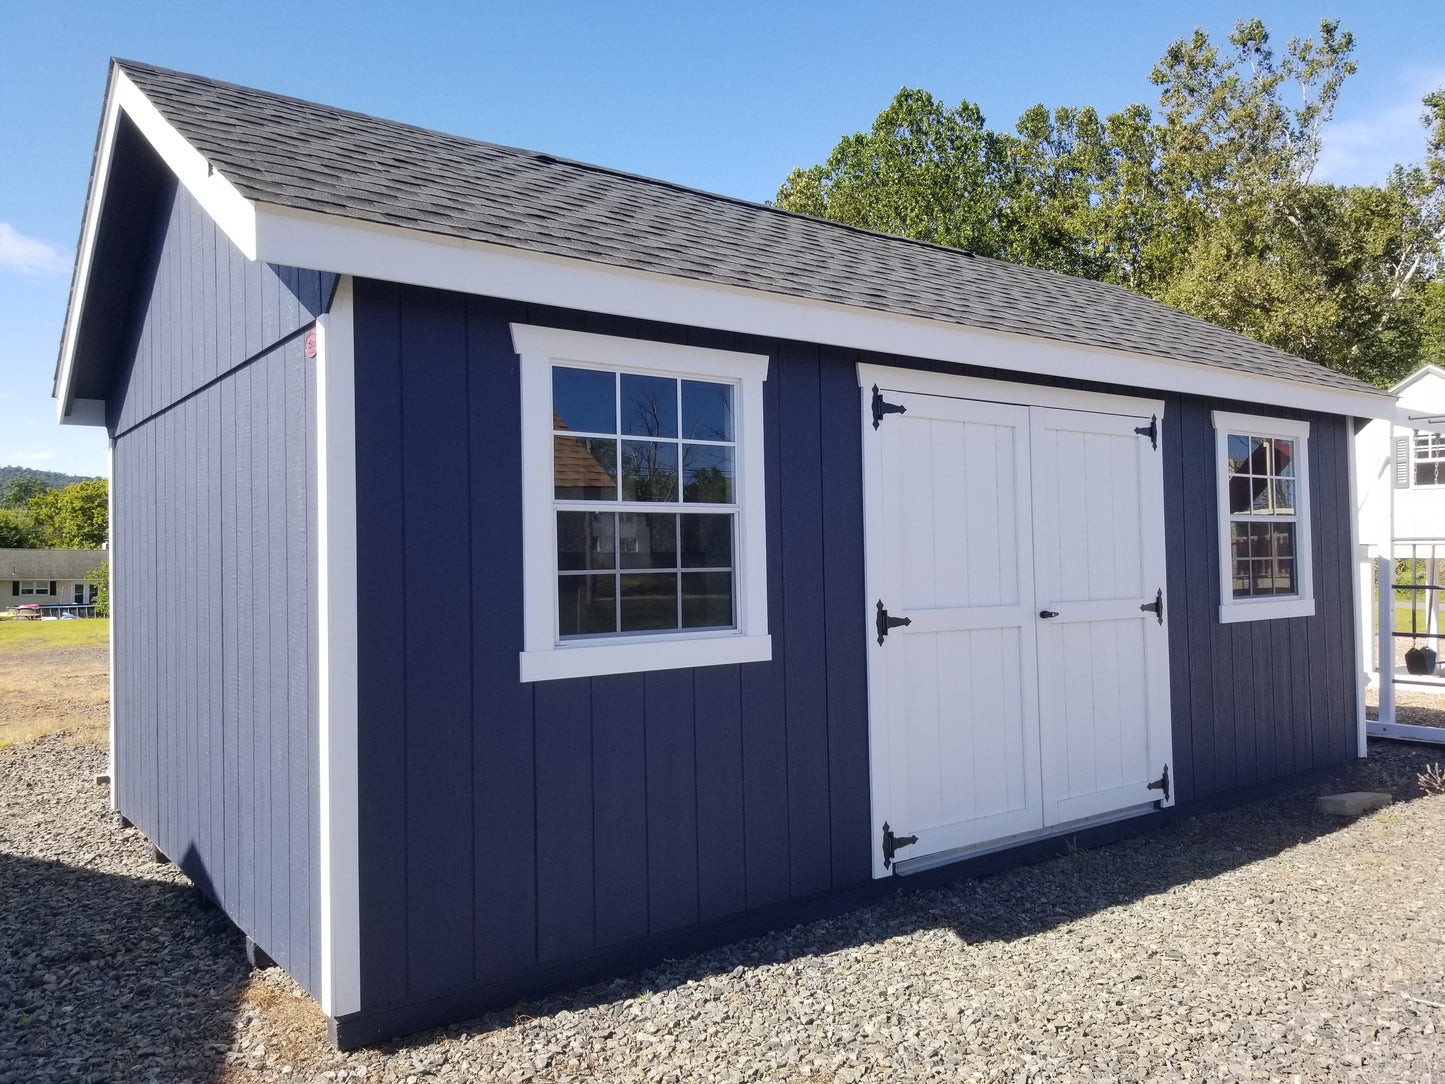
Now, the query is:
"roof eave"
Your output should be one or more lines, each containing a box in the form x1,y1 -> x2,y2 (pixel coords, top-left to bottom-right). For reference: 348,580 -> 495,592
249,201 -> 1397,421
54,63 -> 259,426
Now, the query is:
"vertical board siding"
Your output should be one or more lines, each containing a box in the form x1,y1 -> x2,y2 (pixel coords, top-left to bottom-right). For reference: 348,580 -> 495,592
1161,401 -> 1357,806
349,281 -> 1360,1019
112,184 -> 334,436
352,286 -> 876,1013
109,182 -> 322,996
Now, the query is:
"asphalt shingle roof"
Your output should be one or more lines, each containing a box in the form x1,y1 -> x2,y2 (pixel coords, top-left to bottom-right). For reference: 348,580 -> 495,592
116,59 -> 1382,398
0,549 -> 107,581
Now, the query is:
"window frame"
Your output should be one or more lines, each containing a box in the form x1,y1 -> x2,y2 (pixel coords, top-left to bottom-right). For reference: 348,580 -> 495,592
1212,410 -> 1314,624
1412,429 -> 1445,487
513,324 -> 772,682
18,580 -> 52,596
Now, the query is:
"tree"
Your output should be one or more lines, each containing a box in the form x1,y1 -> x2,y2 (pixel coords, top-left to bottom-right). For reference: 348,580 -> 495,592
1,474 -> 51,509
88,561 -> 110,617
28,478 -> 108,549
0,508 -> 45,548
774,89 -> 1014,257
771,19 -> 1445,387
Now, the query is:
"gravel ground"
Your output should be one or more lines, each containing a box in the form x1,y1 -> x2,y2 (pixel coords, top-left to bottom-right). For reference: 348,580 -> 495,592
2,736 -> 1444,1083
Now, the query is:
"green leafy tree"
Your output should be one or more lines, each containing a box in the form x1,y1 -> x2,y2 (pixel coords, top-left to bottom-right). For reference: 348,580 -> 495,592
772,18 -> 1444,387
0,508 -> 45,548
28,478 -> 108,549
774,89 -> 1014,256
1,474 -> 51,509
88,561 -> 110,617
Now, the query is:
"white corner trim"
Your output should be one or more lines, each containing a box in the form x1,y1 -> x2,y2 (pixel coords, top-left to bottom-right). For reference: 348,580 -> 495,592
316,276 -> 361,1017
249,201 -> 1394,421
1345,417 -> 1368,757
55,65 -> 259,423
512,323 -> 771,682
107,439 -> 116,811
1212,411 -> 1316,624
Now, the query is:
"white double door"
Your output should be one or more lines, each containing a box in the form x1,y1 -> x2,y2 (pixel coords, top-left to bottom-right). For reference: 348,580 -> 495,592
861,368 -> 1173,877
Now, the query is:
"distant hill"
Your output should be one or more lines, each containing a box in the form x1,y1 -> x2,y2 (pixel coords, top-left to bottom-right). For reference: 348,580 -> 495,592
0,466 -> 103,492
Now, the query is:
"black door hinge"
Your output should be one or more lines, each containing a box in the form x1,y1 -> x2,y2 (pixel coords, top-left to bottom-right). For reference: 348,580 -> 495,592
876,599 -> 912,645
872,384 -> 907,429
1140,587 -> 1164,625
1134,414 -> 1158,450
1147,764 -> 1170,802
882,822 -> 918,870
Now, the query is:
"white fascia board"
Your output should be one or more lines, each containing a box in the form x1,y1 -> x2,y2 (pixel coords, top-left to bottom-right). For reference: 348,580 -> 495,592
55,66 -> 258,424
251,201 -> 1396,420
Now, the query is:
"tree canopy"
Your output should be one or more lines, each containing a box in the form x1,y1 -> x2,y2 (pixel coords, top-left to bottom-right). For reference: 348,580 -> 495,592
773,19 -> 1445,387
27,479 -> 109,549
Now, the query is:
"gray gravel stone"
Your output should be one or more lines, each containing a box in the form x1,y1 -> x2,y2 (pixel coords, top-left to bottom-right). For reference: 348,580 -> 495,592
2,735 -> 1443,1082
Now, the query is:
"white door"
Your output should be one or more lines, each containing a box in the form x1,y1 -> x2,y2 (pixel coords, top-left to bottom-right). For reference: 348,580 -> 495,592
862,370 -> 1172,877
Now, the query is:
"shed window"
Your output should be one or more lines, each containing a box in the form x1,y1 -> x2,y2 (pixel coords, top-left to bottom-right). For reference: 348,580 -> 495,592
1212,412 -> 1314,623
1413,431 -> 1445,486
514,325 -> 772,682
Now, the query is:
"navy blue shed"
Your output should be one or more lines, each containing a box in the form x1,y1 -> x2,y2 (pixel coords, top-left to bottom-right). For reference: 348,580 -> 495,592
55,60 -> 1396,1047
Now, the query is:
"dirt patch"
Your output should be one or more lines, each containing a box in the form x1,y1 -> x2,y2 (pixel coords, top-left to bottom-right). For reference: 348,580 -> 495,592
0,637 -> 108,745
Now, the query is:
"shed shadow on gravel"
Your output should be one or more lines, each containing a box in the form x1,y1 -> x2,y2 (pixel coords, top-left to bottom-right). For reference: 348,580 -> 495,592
0,851 -> 248,1083
372,740 -> 1445,1054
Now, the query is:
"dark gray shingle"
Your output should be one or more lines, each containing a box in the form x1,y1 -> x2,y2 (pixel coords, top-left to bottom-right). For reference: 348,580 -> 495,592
116,59 -> 1380,397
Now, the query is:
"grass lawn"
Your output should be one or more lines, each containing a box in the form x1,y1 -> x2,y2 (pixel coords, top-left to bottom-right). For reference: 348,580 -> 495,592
0,617 -> 109,745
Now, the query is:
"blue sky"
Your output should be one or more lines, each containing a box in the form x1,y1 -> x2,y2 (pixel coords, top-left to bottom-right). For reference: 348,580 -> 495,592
2,0 -> 1442,478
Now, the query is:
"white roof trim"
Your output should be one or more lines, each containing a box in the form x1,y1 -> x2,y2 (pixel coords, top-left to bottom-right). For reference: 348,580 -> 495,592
59,70 -> 1397,423
1390,362 -> 1445,396
251,201 -> 1394,419
55,65 -> 258,423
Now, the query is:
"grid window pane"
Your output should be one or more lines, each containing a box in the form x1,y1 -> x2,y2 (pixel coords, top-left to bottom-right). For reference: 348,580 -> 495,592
682,445 -> 735,503
681,513 -> 733,568
558,574 -> 617,636
682,572 -> 733,628
1230,521 -> 1298,599
618,513 -> 678,569
621,374 -> 678,438
620,573 -> 678,631
553,367 -> 615,434
682,380 -> 734,441
621,440 -> 679,502
557,511 -> 615,570
554,436 -> 617,500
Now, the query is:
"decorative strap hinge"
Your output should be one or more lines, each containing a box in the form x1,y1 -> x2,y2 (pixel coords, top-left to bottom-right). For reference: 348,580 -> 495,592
882,822 -> 918,870
1139,587 -> 1164,625
872,385 -> 907,429
1134,413 -> 1158,450
876,599 -> 912,645
1147,764 -> 1170,803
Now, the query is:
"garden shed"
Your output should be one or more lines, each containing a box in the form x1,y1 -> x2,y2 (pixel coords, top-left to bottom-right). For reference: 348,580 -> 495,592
56,60 -> 1396,1046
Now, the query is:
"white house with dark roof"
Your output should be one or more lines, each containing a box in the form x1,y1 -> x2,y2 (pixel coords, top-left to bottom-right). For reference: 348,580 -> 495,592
2,547 -> 106,613
55,59 -> 1397,1046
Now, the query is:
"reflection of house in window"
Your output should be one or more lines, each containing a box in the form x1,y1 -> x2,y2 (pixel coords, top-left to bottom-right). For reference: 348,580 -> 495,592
552,413 -> 618,500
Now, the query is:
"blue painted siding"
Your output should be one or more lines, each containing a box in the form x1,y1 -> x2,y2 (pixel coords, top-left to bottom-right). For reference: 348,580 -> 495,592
344,280 -> 1358,1038
109,181 -> 326,995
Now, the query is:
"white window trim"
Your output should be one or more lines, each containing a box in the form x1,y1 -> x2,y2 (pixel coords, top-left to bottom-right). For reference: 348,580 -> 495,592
18,580 -> 52,596
1212,411 -> 1315,623
1412,429 -> 1445,487
513,324 -> 772,682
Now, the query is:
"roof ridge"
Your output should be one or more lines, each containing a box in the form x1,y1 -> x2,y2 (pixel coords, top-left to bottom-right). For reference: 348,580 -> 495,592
114,59 -> 1002,265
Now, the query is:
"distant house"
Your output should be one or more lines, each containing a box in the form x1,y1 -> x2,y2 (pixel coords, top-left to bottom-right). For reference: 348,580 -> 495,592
56,60 -> 1395,1047
2,548 -> 106,612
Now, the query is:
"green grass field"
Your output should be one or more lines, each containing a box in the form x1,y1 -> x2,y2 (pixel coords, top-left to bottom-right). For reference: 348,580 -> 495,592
0,616 -> 110,652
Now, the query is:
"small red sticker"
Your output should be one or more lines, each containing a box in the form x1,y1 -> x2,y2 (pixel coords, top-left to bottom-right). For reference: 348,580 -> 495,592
304,330 -> 318,358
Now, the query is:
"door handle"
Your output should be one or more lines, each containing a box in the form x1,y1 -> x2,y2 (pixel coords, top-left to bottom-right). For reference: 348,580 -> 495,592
1039,610 -> 1059,619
